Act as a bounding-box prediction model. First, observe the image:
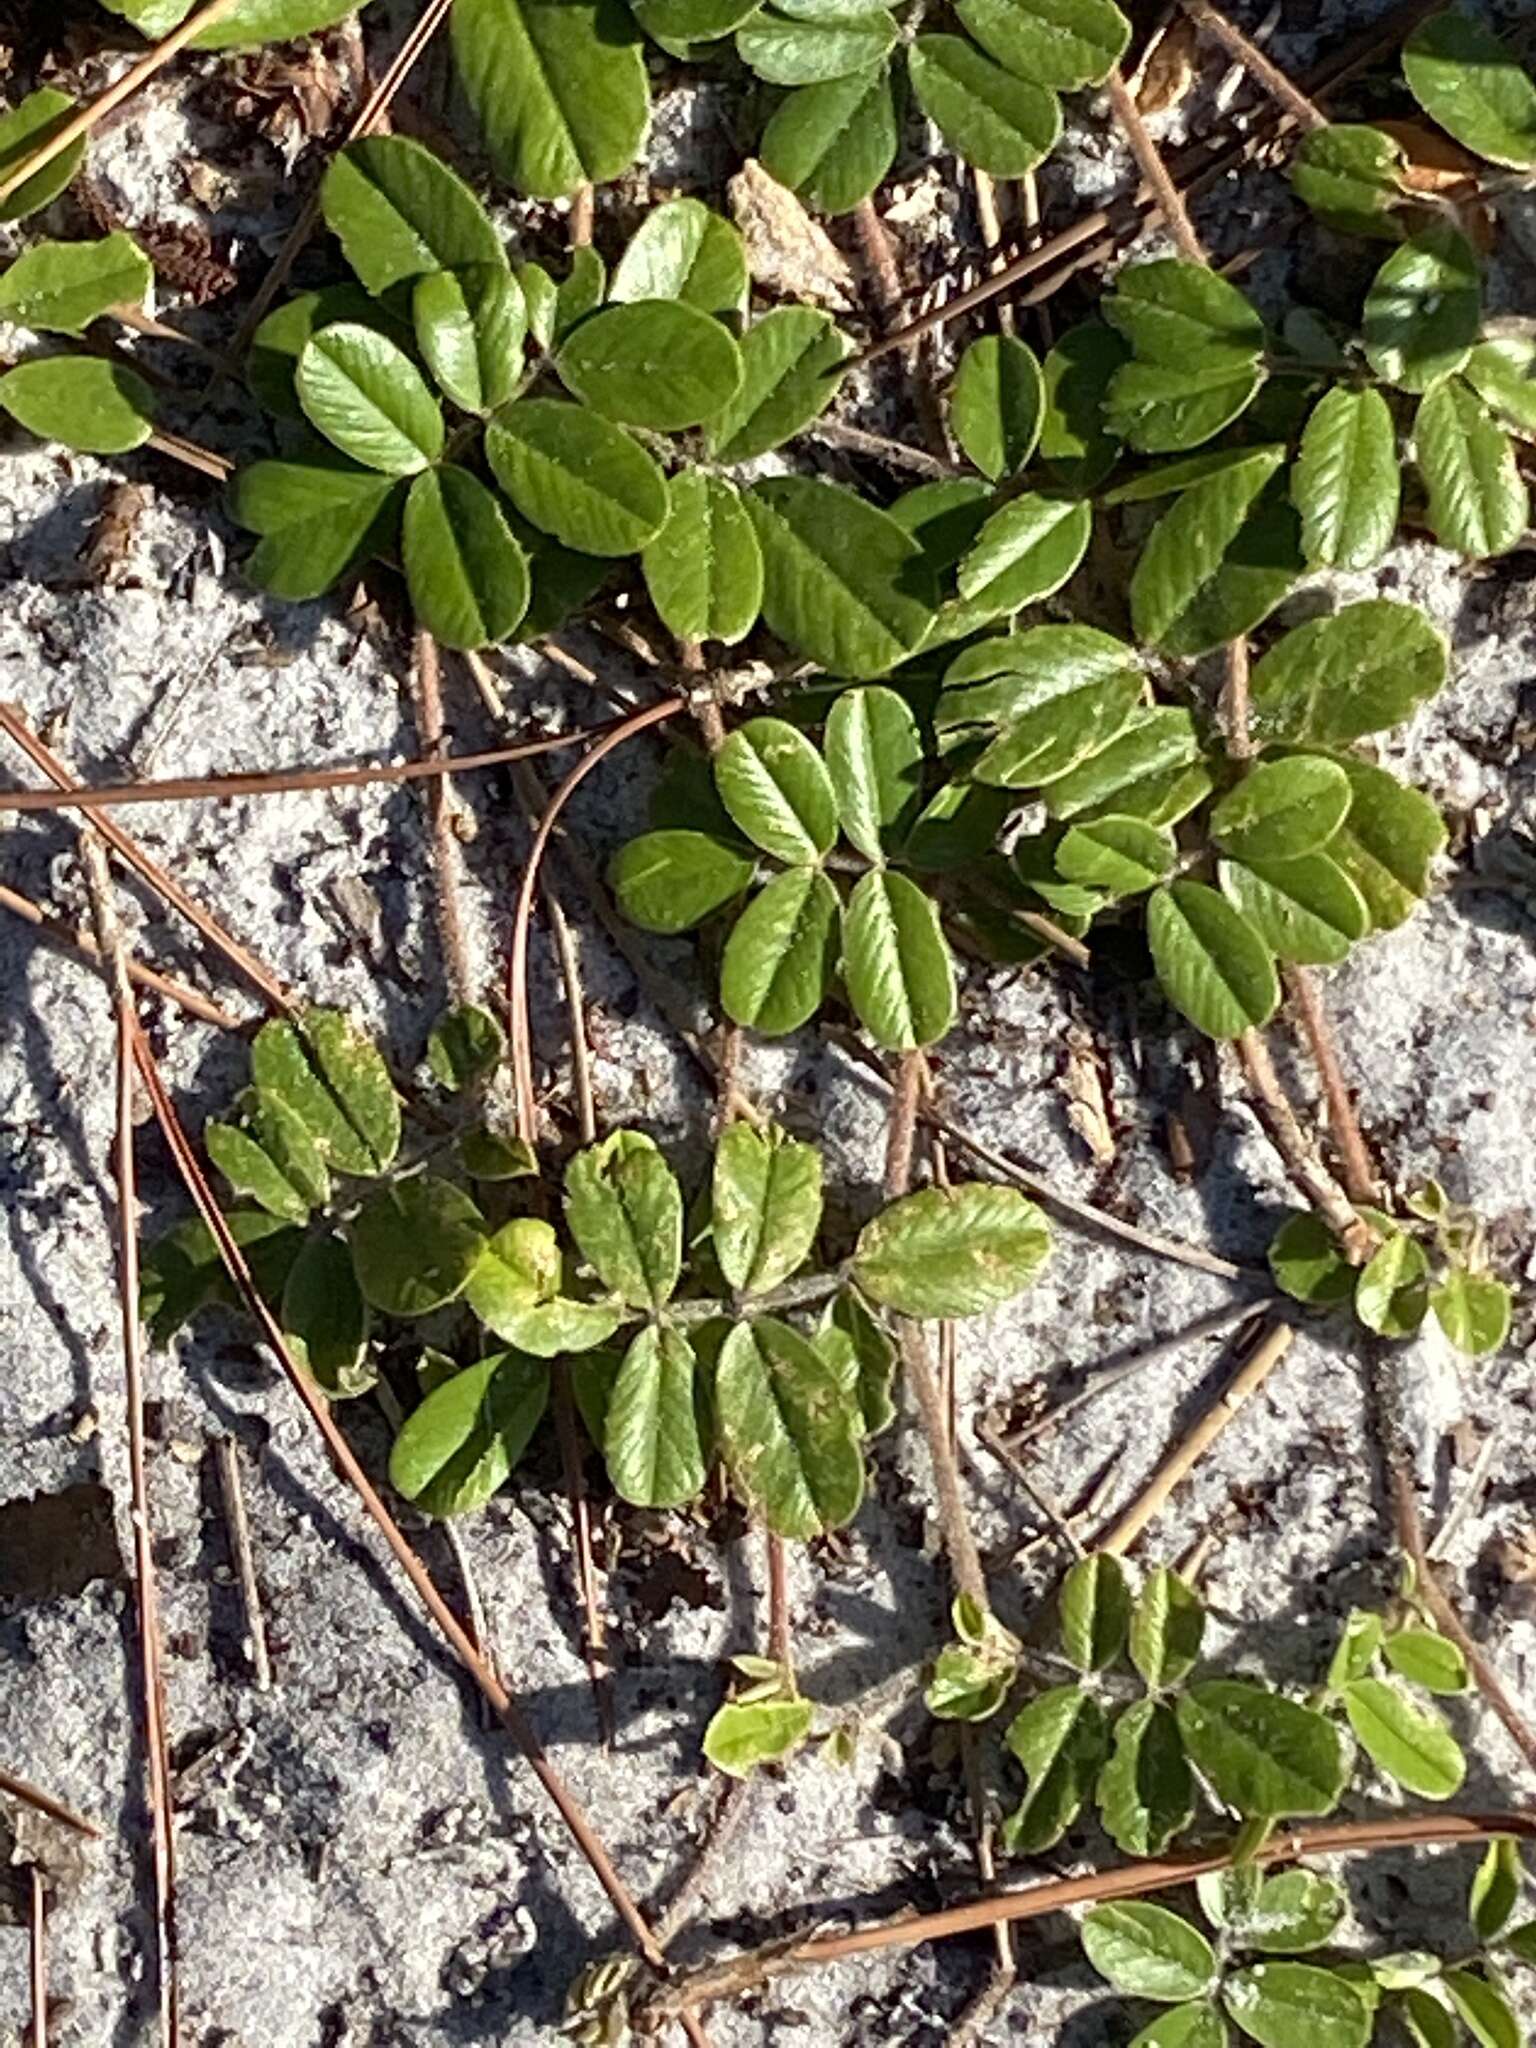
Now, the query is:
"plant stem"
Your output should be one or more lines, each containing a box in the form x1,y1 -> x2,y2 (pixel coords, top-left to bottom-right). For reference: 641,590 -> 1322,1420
1237,1028 -> 1374,1259
1222,636 -> 1255,760
0,1768 -> 102,1841
409,628 -> 476,1012
1104,68 -> 1207,266
1179,0 -> 1328,132
767,1531 -> 793,1678
213,1436 -> 272,1693
29,1868 -> 45,2048
1283,964 -> 1380,1204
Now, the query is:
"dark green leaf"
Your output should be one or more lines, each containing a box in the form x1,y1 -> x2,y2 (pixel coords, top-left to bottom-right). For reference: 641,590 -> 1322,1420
951,334 -> 1045,479
296,323 -> 443,474
610,829 -> 755,933
604,1322 -> 704,1507
720,866 -> 841,1035
452,0 -> 648,198
557,300 -> 743,430
1404,9 -> 1536,169
1222,1963 -> 1371,2048
1176,1680 -> 1346,1816
1082,1903 -> 1217,2002
1209,756 -> 1353,864
843,868 -> 955,1051
403,466 -> 529,648
1471,1838 -> 1523,1943
460,1127 -> 539,1181
1293,386 -> 1401,571
1130,1566 -> 1206,1688
703,1697 -> 815,1775
1218,853 -> 1369,967
1328,757 -> 1445,930
746,476 -> 935,677
1098,1698 -> 1195,1856
1040,320 -> 1128,490
902,780 -> 1012,871
716,1316 -> 864,1537
1290,124 -> 1406,239
1401,1987 -> 1459,2048
908,35 -> 1062,176
0,231 -> 152,336
282,1233 -> 372,1398
760,67 -> 899,215
611,197 -> 748,313
1362,224 -> 1481,393
1354,1231 -> 1431,1338
250,1009 -> 400,1175
1105,260 -> 1265,367
1002,1685 -> 1109,1853
230,452 -> 400,600
630,0 -> 762,49
388,1350 -> 549,1517
0,356 -> 154,454
1443,1972 -> 1522,2048
641,471 -> 762,646
1128,450 -> 1292,652
1268,1210 -> 1355,1306
737,8 -> 898,84
825,686 -> 924,859
565,1130 -> 682,1309
412,265 -> 525,414
349,1178 -> 486,1316
1431,1270 -> 1512,1357
321,135 -> 506,295
853,1182 -> 1051,1316
1060,1553 -> 1131,1672
485,400 -> 669,555
955,493 -> 1092,615
427,1003 -> 505,1092
0,89 -> 85,222
712,1120 -> 823,1294
715,717 -> 838,863
1147,881 -> 1279,1039
1416,378 -> 1529,558
706,307 -> 848,461
1107,355 -> 1266,457
955,0 -> 1128,89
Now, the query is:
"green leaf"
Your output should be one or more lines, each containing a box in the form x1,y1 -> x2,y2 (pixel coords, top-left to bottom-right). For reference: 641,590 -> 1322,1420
557,301 -> 742,431
720,866 -> 841,1035
1401,1986 -> 1459,2048
106,0 -> 372,44
1500,1922 -> 1536,1964
1465,335 -> 1536,434
843,869 -> 955,1051
1404,9 -> 1536,169
296,324 -> 443,475
140,1211 -> 301,1345
1052,815 -> 1171,897
1129,451 -> 1294,653
1060,1553 -> 1131,1672
485,401 -> 669,555
280,1232 -> 373,1398
951,335 -> 1045,480
956,0 -> 1128,89
427,1003 -> 505,1092
902,780 -> 1012,871
465,1218 -> 624,1356
853,1182 -> 1050,1316
388,1350 -> 549,1517
240,1087 -> 332,1210
712,1121 -> 823,1295
1042,707 -> 1205,821
925,1641 -> 1015,1722
1431,1270 -> 1511,1357
745,476 -> 935,677
715,718 -> 838,864
565,1131 -> 682,1310
1416,378 -> 1530,558
1104,445 -> 1282,508
825,686 -> 923,860
1001,1685 -> 1109,1853
403,466 -> 529,649
0,89 -> 85,222
1106,260 -> 1264,367
1363,224 -> 1481,393
349,1178 -> 486,1316
0,232 -> 152,337
1040,320 -> 1128,490
1130,1566 -> 1206,1689
452,0 -> 647,197
1291,123 -> 1406,238
760,67 -> 899,215
1268,1210 -> 1355,1309
1218,854 -> 1368,968
230,452 -> 400,600
737,8 -> 898,84
716,1316 -> 864,1537
1343,1677 -> 1464,1798
1252,600 -> 1448,750
1471,1838 -> 1523,1943
821,1290 -> 897,1435
1148,882 -> 1278,1040
610,829 -> 755,933
640,472 -> 762,647
247,284 -> 396,419
321,136 -> 506,295
250,1009 -> 400,1175
1175,1681 -> 1346,1817
611,197 -> 747,313
908,36 -> 1061,176
1128,2010 -> 1229,2048
1082,1903 -> 1217,2003
1222,1964 -> 1371,2048
604,1322 -> 705,1508
1327,757 -> 1445,931
412,265 -> 525,415
1443,1972 -> 1522,2048
1354,1231 -> 1431,1338
205,1118 -> 312,1226
630,0 -> 761,49
939,623 -> 1143,790
1238,1872 -> 1348,1954
1293,386 -> 1401,571
955,493 -> 1092,615
1098,1698 -> 1195,1857
707,307 -> 849,462
1210,757 -> 1353,865
1382,1626 -> 1468,1695
0,356 -> 154,455
703,1698 -> 815,1776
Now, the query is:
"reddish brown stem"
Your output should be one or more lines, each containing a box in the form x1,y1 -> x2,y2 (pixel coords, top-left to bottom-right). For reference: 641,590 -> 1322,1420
767,1532 -> 793,1678
29,1867 -> 46,2048
1105,71 -> 1207,265
409,627 -> 475,1010
1284,964 -> 1380,1205
0,1769 -> 103,1841
1179,0 -> 1327,132
0,882 -> 242,1032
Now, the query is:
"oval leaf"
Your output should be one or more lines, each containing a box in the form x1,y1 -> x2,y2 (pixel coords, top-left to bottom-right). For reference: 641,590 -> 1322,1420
0,357 -> 154,454
641,470 -> 763,646
1404,9 -> 1536,169
565,1131 -> 682,1309
611,197 -> 748,313
712,1120 -> 823,1296
1175,1680 -> 1346,1817
843,868 -> 956,1051
951,334 -> 1045,480
296,324 -> 443,474
348,1177 -> 487,1316
1002,1684 -> 1109,1853
558,301 -> 743,431
716,1316 -> 864,1537
388,1350 -> 549,1517
1415,378 -> 1529,559
611,829 -> 756,934
1148,881 -> 1279,1040
706,306 -> 849,462
1363,224 -> 1481,393
604,1322 -> 704,1508
282,1232 -> 372,1399
909,35 -> 1062,177
746,475 -> 935,677
1097,1698 -> 1195,1857
853,1182 -> 1051,1316
486,400 -> 669,555
720,866 -> 841,1036
0,231 -> 152,336
321,135 -> 507,295
1082,1903 -> 1217,2003
1209,757 -> 1353,864
714,717 -> 838,864
825,685 -> 924,860
404,466 -> 530,649
1061,1553 -> 1131,1672
1293,385 -> 1401,571
1223,1963 -> 1371,2048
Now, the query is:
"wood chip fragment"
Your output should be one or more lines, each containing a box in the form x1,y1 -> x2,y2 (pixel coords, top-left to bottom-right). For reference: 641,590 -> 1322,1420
728,160 -> 856,312
1062,1025 -> 1115,1165
1135,14 -> 1200,115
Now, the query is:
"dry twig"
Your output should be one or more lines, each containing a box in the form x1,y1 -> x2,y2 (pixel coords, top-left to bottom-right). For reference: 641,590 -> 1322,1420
214,1436 -> 272,1693
0,880 -> 242,1032
0,1769 -> 103,1841
29,1867 -> 46,2048
1179,0 -> 1327,132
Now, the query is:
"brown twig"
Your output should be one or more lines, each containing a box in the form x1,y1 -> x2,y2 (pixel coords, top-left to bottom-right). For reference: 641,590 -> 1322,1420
766,1530 -> 793,1678
127,1027 -> 715,2048
0,706 -> 295,1016
506,697 -> 687,1145
1179,0 -> 1327,132
79,835 -> 179,2048
0,879 -> 243,1031
409,628 -> 476,1011
1392,1462 -> 1536,1778
0,1769 -> 103,1842
1096,1317 -> 1294,1555
1222,637 -> 1255,761
29,1867 -> 46,2048
213,1436 -> 272,1693
0,0 -> 241,205
1104,66 -> 1207,265
1236,1029 -> 1372,1257
1284,965 -> 1380,1205
144,430 -> 232,484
